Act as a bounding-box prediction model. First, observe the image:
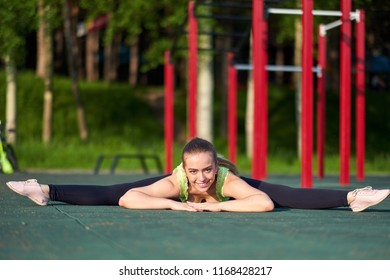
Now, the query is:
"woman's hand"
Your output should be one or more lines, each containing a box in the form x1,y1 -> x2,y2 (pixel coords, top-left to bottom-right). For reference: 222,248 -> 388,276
170,201 -> 199,212
186,201 -> 221,212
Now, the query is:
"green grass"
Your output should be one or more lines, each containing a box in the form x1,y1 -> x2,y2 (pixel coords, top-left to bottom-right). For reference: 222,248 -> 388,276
1,70 -> 390,175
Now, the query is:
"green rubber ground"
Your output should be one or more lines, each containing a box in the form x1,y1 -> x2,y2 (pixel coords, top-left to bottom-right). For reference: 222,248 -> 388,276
1,172 -> 389,260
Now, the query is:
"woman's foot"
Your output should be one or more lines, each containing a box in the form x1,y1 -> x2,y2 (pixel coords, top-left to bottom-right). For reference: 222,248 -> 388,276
349,186 -> 390,212
6,179 -> 49,206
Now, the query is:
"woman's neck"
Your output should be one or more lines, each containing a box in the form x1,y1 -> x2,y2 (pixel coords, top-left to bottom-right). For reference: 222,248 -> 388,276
187,183 -> 217,202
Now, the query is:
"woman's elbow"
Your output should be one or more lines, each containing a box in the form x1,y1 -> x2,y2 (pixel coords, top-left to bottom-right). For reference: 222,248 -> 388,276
118,195 -> 130,208
256,196 -> 274,212
118,196 -> 127,207
118,190 -> 137,208
261,200 -> 274,212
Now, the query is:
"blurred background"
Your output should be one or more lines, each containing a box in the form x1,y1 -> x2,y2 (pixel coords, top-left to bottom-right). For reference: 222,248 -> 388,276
1,0 -> 389,176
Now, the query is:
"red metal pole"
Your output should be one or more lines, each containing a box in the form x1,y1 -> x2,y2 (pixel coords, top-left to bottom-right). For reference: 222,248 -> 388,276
339,0 -> 352,185
261,19 -> 268,178
356,9 -> 365,181
164,50 -> 174,173
301,0 -> 314,188
188,1 -> 197,139
317,25 -> 327,179
228,52 -> 237,164
251,0 -> 267,180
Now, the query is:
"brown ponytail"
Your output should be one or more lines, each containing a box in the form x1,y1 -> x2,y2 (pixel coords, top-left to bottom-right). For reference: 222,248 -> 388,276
217,156 -> 239,176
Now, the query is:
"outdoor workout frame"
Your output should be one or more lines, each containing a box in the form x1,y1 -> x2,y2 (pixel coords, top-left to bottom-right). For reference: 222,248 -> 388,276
164,0 -> 365,188
164,0 -> 251,173
315,8 -> 366,184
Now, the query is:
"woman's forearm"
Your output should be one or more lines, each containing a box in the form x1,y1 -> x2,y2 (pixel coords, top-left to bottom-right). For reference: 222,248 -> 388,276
218,195 -> 274,212
118,190 -> 177,210
188,194 -> 274,212
119,190 -> 198,212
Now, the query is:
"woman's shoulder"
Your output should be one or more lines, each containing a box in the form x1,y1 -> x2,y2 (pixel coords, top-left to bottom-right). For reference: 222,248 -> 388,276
222,172 -> 252,191
163,173 -> 180,188
224,170 -> 240,180
172,163 -> 186,183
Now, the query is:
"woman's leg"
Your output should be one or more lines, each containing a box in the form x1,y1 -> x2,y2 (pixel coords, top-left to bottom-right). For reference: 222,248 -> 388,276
241,177 -> 349,209
49,175 -> 170,205
7,175 -> 169,206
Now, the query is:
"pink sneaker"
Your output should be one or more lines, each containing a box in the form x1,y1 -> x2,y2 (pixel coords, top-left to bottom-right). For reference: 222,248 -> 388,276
350,186 -> 390,212
6,179 -> 49,206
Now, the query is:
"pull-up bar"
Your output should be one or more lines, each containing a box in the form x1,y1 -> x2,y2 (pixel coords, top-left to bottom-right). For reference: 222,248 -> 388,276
267,8 -> 357,17
265,0 -> 363,186
164,0 -> 365,187
234,64 -> 321,73
226,0 -> 364,187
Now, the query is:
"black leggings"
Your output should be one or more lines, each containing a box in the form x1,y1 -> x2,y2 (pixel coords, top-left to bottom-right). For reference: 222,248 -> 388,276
49,175 -> 349,209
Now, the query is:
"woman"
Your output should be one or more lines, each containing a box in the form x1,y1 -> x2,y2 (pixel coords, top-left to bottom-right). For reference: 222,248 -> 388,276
6,137 -> 390,212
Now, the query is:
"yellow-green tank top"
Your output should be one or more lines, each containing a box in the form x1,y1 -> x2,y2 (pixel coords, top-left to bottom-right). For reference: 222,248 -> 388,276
173,163 -> 230,202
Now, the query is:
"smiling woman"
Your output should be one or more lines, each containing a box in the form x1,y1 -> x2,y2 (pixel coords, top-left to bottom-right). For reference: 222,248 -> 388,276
6,137 -> 390,213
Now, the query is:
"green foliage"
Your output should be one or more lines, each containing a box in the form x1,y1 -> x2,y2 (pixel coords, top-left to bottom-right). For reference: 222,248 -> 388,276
0,0 -> 62,63
80,0 -> 188,71
0,71 -> 169,170
0,0 -> 37,63
40,0 -> 63,30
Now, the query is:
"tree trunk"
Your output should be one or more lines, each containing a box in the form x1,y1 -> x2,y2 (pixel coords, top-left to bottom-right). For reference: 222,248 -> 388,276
86,30 -> 100,81
4,55 -> 17,144
197,34 -> 214,142
129,37 -> 139,85
294,17 -> 302,160
104,31 -> 120,84
54,29 -> 64,73
63,0 -> 88,141
246,33 -> 254,158
41,2 -> 54,143
215,35 -> 231,138
36,0 -> 46,78
275,44 -> 284,85
196,4 -> 213,142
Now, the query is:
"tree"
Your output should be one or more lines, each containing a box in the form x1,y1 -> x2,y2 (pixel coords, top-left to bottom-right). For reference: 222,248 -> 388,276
103,21 -> 121,84
80,0 -> 187,82
85,24 -> 101,81
246,33 -> 254,158
63,0 -> 88,141
36,2 -> 47,79
3,55 -> 17,144
197,3 -> 214,142
0,0 -> 37,144
294,16 -> 302,160
128,37 -> 139,85
37,0 -> 60,143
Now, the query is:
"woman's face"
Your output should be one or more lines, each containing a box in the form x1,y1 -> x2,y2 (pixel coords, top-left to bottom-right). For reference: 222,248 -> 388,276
183,151 -> 218,193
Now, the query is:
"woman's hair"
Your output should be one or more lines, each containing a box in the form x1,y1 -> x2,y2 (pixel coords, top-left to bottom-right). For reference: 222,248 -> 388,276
181,137 -> 239,175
